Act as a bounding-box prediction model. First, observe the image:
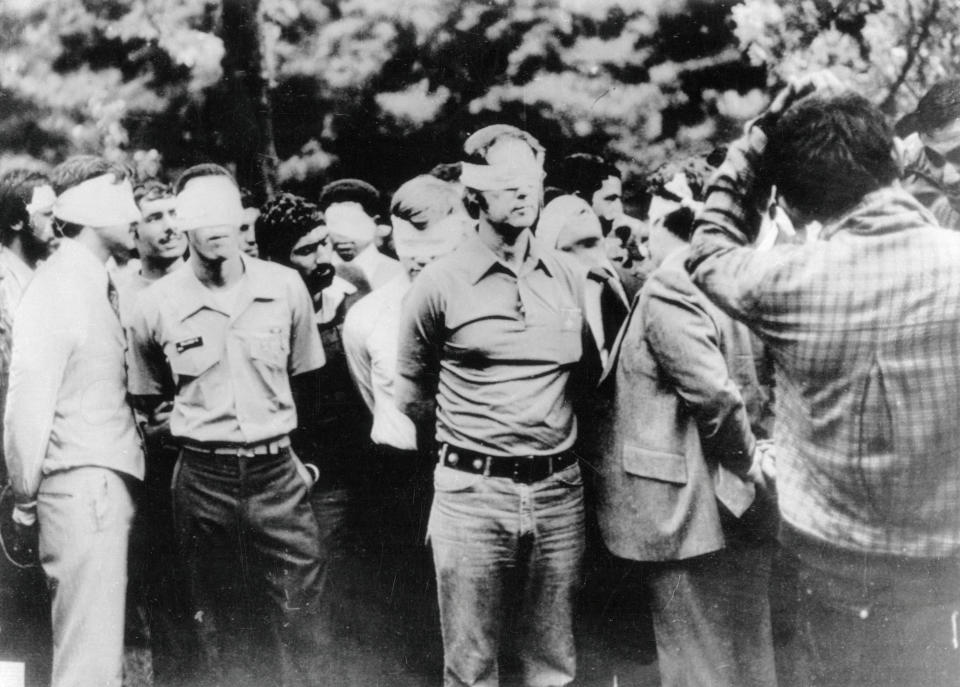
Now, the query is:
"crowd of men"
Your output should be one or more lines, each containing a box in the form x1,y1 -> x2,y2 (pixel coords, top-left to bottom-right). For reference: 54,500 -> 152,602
0,71 -> 959,687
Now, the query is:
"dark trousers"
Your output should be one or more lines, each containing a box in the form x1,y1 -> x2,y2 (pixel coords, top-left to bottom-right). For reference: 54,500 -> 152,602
127,443 -> 199,687
174,447 -> 324,687
0,549 -> 51,687
778,525 -> 960,687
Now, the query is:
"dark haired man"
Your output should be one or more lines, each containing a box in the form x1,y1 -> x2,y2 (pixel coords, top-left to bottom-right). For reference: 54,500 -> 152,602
318,178 -> 402,288
596,177 -> 776,687
4,155 -> 144,687
0,170 -> 58,687
0,170 -> 56,303
397,125 -> 595,687
256,193 -> 371,625
896,78 -> 960,229
556,154 -> 624,234
556,153 -> 646,263
127,166 -> 327,687
688,75 -> 960,686
238,187 -> 261,258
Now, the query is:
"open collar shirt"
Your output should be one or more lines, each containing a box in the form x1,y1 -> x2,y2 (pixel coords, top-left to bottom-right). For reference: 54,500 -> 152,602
126,255 -> 325,445
4,238 -> 143,504
352,243 -> 404,290
342,273 -> 417,451
395,231 -> 590,457
688,128 -> 960,558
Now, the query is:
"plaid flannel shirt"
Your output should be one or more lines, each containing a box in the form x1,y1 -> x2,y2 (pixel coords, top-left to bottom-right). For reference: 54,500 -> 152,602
687,127 -> 960,558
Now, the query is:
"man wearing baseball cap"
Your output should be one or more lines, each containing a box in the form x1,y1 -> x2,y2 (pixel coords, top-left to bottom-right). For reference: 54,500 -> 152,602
4,155 -> 145,687
126,164 -> 327,686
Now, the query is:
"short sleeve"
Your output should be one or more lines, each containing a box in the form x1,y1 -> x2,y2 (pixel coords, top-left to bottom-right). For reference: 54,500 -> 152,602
395,269 -> 443,424
287,272 -> 325,375
126,293 -> 169,397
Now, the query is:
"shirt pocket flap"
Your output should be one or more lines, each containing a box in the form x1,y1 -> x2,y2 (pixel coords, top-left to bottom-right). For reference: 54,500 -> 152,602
237,328 -> 288,368
622,444 -> 687,485
170,345 -> 219,379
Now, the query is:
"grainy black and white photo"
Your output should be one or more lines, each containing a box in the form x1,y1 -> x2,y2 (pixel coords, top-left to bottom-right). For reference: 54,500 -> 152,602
0,1 -> 959,686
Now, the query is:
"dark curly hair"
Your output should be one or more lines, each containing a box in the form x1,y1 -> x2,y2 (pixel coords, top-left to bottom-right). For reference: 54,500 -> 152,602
256,192 -> 322,263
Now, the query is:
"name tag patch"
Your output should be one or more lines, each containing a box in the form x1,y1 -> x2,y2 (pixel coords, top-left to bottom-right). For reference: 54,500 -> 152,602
175,336 -> 204,353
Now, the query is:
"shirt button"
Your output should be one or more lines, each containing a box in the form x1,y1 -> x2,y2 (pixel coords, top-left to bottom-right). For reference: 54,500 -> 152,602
858,608 -> 870,620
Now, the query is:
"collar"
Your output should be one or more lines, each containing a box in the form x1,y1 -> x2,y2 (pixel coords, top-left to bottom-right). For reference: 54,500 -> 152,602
819,183 -> 939,240
352,243 -> 381,270
173,254 -> 284,322
459,231 -> 552,285
316,275 -> 358,325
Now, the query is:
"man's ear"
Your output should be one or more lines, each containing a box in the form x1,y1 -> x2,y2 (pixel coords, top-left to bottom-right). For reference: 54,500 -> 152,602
10,220 -> 25,233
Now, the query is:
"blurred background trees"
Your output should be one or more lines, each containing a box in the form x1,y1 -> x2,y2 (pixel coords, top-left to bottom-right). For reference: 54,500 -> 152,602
1,0 -> 958,208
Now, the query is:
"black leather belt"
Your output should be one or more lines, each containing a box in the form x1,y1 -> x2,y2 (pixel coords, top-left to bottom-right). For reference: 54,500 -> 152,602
439,444 -> 577,484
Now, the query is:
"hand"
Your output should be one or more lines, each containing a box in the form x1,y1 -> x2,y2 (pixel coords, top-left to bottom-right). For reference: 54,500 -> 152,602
769,70 -> 846,118
142,401 -> 173,444
2,503 -> 39,567
290,448 -> 319,491
603,236 -> 628,264
755,439 -> 777,485
10,518 -> 38,563
755,70 -> 847,134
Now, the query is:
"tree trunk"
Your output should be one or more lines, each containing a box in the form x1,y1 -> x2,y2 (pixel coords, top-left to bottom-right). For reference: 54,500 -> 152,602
219,0 -> 278,203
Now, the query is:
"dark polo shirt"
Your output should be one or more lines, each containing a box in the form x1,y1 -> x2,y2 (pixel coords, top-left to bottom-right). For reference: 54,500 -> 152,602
395,230 -> 589,457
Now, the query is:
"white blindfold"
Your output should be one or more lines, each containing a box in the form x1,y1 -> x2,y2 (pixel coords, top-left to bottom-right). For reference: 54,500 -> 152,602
392,215 -> 466,259
460,161 -> 543,191
53,174 -> 141,228
325,202 -> 377,244
175,175 -> 245,231
27,184 -> 56,215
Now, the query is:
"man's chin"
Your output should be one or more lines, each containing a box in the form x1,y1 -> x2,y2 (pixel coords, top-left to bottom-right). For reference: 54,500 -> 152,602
304,263 -> 336,295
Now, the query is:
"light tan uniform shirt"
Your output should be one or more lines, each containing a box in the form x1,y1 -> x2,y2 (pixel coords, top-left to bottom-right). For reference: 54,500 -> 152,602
126,256 -> 325,444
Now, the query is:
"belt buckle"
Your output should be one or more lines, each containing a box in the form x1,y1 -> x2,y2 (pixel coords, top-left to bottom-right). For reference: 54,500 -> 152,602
513,458 -> 534,484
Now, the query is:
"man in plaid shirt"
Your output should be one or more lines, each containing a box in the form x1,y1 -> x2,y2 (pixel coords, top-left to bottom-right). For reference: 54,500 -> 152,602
687,76 -> 960,686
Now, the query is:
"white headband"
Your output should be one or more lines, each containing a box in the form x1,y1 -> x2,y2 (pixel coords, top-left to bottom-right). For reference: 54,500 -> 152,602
53,174 -> 140,227
175,175 -> 244,231
536,195 -> 596,249
26,184 -> 56,215
392,215 -> 466,259
460,161 -> 542,191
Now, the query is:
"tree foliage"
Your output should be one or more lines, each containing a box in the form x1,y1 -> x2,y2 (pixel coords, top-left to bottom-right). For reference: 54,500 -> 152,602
0,0 -> 958,206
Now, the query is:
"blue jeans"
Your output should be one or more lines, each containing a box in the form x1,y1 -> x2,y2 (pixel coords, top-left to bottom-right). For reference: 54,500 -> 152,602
428,461 -> 585,687
174,447 -> 324,687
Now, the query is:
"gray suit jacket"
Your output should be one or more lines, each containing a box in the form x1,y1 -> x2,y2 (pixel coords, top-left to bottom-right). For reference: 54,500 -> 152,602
594,249 -> 762,562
